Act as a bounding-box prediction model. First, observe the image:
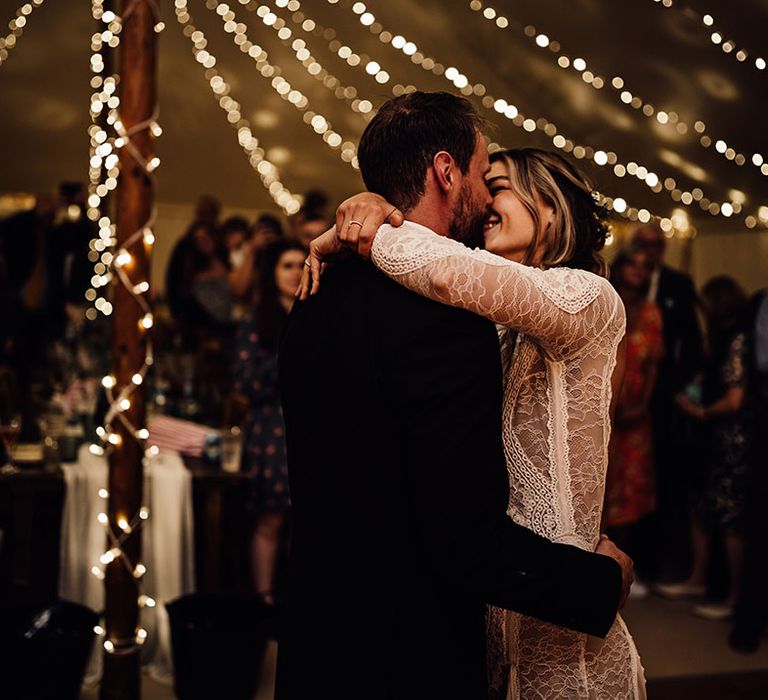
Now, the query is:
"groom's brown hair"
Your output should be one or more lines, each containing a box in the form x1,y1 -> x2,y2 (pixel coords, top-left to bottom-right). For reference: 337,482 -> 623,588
357,91 -> 484,212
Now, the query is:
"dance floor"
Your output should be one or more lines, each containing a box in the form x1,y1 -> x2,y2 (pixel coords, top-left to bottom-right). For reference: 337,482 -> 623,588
79,596 -> 768,699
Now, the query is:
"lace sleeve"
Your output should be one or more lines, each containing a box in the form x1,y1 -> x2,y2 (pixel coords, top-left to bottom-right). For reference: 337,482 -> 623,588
371,222 -> 619,359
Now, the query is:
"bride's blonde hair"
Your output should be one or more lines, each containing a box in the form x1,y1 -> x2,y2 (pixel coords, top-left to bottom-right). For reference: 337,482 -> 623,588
489,148 -> 609,277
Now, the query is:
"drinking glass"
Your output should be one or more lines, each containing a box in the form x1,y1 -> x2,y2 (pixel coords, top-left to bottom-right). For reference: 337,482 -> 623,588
0,413 -> 22,475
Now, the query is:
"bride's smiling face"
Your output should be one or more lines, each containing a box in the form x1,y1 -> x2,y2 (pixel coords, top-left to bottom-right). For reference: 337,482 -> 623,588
483,160 -> 553,264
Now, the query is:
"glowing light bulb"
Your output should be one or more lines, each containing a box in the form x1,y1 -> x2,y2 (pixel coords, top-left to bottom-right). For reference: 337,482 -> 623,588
102,375 -> 116,389
115,250 -> 132,267
100,550 -> 116,565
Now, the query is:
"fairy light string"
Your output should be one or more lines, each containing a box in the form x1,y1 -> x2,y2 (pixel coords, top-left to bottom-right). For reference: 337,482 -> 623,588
469,0 -> 768,204
649,0 -> 766,75
240,0 -> 375,119
174,0 -> 302,213
201,2 -> 356,167
87,0 -> 163,659
0,1 -> 47,68
335,1 -> 764,228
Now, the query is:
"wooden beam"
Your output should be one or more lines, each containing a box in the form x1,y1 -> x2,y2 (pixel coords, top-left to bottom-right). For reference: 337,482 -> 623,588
101,1 -> 156,698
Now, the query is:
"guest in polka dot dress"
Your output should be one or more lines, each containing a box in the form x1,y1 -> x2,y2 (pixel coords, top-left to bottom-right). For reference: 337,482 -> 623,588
234,238 -> 306,604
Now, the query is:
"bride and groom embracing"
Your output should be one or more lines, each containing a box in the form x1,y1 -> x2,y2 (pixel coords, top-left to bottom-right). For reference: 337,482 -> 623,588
277,91 -> 645,699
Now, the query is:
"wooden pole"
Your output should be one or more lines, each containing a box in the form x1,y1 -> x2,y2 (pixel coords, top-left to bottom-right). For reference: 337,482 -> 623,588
101,2 -> 156,698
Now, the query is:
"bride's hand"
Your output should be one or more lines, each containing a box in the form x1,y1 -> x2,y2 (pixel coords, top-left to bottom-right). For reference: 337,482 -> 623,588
296,192 -> 404,300
296,226 -> 342,300
334,192 -> 403,259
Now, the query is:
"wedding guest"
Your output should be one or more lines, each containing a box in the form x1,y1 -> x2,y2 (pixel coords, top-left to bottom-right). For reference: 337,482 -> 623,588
632,223 -> 702,580
221,216 -> 251,268
251,213 -> 283,250
293,210 -> 330,248
659,276 -> 751,620
166,220 -> 234,346
233,239 -> 305,605
229,213 -> 285,301
291,189 -> 332,247
731,289 -> 768,651
604,246 -> 663,595
194,193 -> 221,228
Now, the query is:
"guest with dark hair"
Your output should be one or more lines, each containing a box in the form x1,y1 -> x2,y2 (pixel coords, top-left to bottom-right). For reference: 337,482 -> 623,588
229,213 -> 285,301
194,194 -> 221,228
233,239 -> 305,605
166,220 -> 233,345
290,189 -> 331,247
293,210 -> 330,248
658,276 -> 751,621
632,224 -> 703,581
604,245 -> 663,596
252,213 -> 284,249
221,215 -> 251,268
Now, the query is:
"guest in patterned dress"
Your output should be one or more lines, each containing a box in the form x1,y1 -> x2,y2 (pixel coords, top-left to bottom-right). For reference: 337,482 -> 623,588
660,276 -> 752,620
234,239 -> 306,604
604,246 -> 663,595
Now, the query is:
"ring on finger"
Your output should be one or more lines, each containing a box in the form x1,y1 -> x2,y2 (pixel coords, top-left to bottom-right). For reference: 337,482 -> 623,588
348,220 -> 364,228
304,259 -> 311,267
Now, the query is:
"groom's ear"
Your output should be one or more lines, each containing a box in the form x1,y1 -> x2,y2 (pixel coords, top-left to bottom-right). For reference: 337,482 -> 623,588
432,151 -> 456,195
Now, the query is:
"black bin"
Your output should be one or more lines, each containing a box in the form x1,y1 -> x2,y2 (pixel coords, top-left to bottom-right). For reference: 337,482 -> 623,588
166,593 -> 272,700
0,599 -> 98,700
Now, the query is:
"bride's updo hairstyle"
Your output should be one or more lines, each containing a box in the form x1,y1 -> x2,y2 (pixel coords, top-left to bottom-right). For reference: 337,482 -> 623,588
489,148 -> 610,277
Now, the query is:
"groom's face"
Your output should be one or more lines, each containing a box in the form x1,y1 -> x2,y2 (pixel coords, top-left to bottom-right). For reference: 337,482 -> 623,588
448,136 -> 493,248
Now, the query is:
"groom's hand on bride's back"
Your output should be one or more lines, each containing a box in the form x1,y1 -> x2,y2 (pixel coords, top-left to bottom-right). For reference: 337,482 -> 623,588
596,534 -> 634,610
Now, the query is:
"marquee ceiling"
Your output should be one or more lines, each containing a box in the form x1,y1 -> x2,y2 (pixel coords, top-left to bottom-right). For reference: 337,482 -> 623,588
1,0 -> 767,234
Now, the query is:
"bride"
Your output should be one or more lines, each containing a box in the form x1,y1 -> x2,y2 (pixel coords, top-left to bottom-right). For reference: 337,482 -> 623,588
300,147 -> 646,699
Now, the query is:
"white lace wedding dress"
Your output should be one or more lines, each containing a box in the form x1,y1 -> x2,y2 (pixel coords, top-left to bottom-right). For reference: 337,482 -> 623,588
370,221 -> 646,699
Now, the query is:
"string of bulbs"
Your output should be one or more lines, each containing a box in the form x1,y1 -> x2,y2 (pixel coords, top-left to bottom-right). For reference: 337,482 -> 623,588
206,2 -> 355,167
649,0 -> 766,75
0,1 -> 46,69
469,1 -> 767,224
174,0 -> 303,214
86,0 -> 163,659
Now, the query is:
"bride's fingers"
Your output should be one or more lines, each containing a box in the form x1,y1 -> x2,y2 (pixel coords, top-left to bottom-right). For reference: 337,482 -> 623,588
298,262 -> 312,300
357,216 -> 378,259
345,212 -> 364,249
296,265 -> 311,301
310,251 -> 323,295
335,206 -> 346,238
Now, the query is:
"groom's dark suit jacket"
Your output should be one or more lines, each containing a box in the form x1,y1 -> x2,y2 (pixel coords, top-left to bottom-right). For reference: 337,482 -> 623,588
277,259 -> 621,700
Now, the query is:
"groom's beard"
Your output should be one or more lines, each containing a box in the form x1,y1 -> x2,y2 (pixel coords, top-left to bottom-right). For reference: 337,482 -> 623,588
448,182 -> 488,249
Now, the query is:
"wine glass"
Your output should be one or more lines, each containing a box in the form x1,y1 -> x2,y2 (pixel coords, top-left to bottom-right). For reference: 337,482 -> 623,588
0,413 -> 21,475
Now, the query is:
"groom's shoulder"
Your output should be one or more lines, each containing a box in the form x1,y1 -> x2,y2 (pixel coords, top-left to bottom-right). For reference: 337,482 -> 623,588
300,257 -> 493,335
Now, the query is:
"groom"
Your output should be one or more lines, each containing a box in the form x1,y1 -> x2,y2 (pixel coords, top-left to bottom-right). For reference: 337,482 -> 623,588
278,91 -> 632,699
